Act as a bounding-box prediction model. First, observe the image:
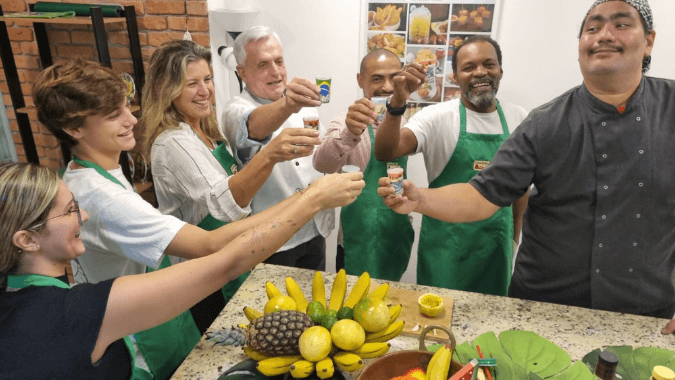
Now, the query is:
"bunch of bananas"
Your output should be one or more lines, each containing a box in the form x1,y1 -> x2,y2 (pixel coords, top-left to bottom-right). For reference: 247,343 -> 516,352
242,270 -> 406,378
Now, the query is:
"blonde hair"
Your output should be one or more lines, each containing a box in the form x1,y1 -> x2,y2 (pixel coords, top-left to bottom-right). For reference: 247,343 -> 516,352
32,59 -> 128,148
141,40 -> 221,155
0,163 -> 60,288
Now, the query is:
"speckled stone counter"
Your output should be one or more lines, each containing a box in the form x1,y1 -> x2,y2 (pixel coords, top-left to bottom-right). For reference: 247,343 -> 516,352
172,264 -> 675,379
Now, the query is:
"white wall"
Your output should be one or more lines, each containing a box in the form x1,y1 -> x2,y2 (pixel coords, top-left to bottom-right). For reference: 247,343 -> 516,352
208,0 -> 675,283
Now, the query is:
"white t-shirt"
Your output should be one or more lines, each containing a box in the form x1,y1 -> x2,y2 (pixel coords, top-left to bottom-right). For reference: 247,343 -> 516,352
151,122 -> 251,226
222,90 -> 334,251
406,98 -> 529,182
63,164 -> 186,284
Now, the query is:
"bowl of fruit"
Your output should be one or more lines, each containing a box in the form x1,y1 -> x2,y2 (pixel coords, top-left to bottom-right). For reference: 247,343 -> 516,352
357,325 -> 460,380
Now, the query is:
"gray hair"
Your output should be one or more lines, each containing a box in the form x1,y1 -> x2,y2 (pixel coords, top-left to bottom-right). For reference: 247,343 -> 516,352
233,26 -> 282,66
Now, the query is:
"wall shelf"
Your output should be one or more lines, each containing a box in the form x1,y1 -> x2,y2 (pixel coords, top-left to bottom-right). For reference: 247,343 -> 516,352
0,3 -> 144,185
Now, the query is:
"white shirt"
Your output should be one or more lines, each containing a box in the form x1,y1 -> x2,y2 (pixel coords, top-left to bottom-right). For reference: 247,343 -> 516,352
222,90 -> 334,251
151,122 -> 251,226
406,98 -> 529,182
63,164 -> 186,284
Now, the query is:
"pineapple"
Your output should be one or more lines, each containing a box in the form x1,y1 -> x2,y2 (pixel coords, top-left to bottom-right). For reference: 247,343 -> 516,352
206,310 -> 314,356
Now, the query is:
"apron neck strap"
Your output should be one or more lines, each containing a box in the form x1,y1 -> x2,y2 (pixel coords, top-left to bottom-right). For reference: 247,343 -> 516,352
72,156 -> 126,188
7,274 -> 70,289
459,100 -> 509,135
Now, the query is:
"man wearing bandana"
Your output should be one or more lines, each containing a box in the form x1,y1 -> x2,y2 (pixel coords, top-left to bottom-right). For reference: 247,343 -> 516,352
378,0 -> 675,333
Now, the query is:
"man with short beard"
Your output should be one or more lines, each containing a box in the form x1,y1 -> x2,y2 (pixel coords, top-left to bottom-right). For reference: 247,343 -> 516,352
374,36 -> 529,295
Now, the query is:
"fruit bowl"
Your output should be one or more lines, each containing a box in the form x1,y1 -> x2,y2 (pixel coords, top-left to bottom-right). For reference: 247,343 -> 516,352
358,325 -> 459,380
418,293 -> 444,317
357,350 -> 463,380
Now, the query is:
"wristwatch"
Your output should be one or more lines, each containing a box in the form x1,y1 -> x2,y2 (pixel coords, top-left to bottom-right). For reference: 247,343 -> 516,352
386,97 -> 407,116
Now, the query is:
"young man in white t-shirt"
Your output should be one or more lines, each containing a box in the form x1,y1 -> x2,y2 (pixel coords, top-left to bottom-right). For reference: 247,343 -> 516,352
374,36 -> 529,296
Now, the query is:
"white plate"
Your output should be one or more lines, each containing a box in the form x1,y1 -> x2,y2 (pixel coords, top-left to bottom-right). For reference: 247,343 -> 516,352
410,83 -> 437,102
431,20 -> 449,35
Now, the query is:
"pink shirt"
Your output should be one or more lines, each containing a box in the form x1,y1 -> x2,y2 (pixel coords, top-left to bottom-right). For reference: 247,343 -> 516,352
313,112 -> 407,173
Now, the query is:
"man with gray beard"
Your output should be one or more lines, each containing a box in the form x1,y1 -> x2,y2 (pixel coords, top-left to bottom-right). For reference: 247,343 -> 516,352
375,36 -> 529,295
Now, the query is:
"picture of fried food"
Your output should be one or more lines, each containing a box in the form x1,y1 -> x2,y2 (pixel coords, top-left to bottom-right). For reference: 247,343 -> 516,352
374,4 -> 403,27
367,33 -> 406,57
417,87 -> 430,98
413,48 -> 436,65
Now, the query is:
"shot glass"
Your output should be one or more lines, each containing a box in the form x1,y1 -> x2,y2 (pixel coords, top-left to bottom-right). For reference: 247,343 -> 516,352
303,116 -> 320,130
316,76 -> 332,103
387,167 -> 404,195
371,96 -> 388,124
341,165 -> 361,173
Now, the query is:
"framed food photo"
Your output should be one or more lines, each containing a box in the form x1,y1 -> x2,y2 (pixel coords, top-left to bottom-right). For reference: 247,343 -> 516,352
359,0 -> 502,113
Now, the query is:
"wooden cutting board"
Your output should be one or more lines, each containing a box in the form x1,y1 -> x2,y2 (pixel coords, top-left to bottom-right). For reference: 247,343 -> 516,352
387,287 -> 454,343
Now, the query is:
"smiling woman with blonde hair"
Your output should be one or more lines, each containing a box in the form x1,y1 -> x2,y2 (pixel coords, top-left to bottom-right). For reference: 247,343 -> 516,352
140,40 -> 324,332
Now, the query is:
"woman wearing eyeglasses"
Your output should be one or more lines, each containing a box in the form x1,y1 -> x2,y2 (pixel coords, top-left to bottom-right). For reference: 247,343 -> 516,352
0,162 -> 361,379
29,59 -> 364,379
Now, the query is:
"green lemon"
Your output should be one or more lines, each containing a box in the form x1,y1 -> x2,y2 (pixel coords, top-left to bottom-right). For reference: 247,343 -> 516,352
336,306 -> 354,320
307,301 -> 326,324
321,314 -> 339,331
325,309 -> 337,318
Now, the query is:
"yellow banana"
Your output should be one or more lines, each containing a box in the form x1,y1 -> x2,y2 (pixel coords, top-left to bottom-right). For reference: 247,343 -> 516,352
286,277 -> 309,313
343,272 -> 371,308
256,355 -> 303,376
425,346 -> 444,380
266,281 -> 282,300
428,346 -> 451,380
316,357 -> 334,379
365,320 -> 405,343
312,271 -> 326,307
328,269 -> 347,311
290,359 -> 315,378
369,283 -> 389,301
243,306 -> 263,322
349,342 -> 391,359
333,352 -> 364,372
388,304 -> 402,324
243,346 -> 270,362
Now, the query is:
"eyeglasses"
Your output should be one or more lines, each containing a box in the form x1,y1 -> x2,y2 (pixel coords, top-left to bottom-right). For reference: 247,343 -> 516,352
28,200 -> 82,230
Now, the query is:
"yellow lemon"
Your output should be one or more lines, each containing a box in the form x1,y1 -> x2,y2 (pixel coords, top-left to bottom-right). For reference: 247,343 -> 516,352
353,297 -> 390,332
264,295 -> 297,314
330,319 -> 365,351
299,326 -> 332,362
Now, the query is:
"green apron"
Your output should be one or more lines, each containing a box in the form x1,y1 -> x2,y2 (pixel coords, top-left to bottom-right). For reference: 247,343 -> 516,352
416,102 -> 514,296
341,125 -> 414,281
73,157 -> 201,380
196,143 -> 250,302
7,274 -> 153,380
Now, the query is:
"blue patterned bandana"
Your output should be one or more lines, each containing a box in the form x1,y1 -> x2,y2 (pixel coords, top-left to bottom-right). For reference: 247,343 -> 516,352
585,0 -> 653,31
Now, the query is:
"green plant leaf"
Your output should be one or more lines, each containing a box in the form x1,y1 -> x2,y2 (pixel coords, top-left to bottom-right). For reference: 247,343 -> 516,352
453,341 -> 478,364
582,345 -> 675,379
547,361 -> 595,380
473,331 -> 528,380
498,330 -> 572,378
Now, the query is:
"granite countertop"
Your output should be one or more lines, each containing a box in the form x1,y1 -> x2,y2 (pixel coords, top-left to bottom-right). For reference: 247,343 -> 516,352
172,264 -> 675,379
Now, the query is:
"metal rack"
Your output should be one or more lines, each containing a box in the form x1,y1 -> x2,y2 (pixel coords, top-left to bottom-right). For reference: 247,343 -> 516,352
0,3 -> 144,184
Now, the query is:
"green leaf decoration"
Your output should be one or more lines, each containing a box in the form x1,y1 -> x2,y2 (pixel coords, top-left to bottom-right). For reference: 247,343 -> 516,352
583,346 -> 675,380
499,330 -> 572,378
546,361 -> 594,380
473,331 -> 528,380
453,341 -> 479,364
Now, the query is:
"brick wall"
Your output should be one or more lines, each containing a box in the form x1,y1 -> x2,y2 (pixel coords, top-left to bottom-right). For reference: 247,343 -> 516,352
0,0 -> 211,169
